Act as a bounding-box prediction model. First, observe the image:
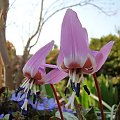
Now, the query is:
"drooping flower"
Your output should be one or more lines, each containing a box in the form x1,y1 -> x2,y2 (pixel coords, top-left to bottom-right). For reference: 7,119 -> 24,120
16,40 -> 67,110
57,9 -> 114,97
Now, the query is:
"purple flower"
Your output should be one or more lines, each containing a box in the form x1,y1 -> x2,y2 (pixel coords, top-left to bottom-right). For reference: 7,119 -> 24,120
57,9 -> 114,98
16,41 -> 67,110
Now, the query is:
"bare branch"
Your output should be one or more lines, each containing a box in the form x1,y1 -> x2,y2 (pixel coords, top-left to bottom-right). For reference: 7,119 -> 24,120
26,0 -> 117,51
28,22 -> 44,52
24,0 -> 44,54
8,0 -> 17,11
87,2 -> 117,16
43,2 -> 85,24
43,1 -> 115,25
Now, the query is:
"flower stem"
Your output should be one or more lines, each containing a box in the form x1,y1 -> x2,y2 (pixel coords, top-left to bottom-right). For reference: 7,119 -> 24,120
93,73 -> 104,120
50,84 -> 64,120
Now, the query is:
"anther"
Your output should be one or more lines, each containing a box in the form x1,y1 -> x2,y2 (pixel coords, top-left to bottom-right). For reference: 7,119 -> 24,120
70,80 -> 75,91
83,85 -> 90,95
76,83 -> 80,97
33,94 -> 36,104
27,90 -> 31,99
64,87 -> 69,96
15,87 -> 24,97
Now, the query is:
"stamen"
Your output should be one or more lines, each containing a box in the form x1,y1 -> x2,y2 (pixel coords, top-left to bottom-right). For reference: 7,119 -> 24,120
30,80 -> 34,89
21,99 -> 28,111
22,79 -> 30,88
33,84 -> 37,95
20,79 -> 28,88
72,69 -> 76,83
67,77 -> 71,88
64,87 -> 69,96
76,83 -> 80,97
83,85 -> 90,95
64,77 -> 71,96
24,83 -> 30,92
70,81 -> 75,91
78,73 -> 84,83
15,87 -> 24,97
27,90 -> 31,99
33,94 -> 36,104
33,84 -> 37,104
65,92 -> 75,109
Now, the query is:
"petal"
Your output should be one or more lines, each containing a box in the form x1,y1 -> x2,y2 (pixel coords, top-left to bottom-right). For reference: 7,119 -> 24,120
57,50 -> 64,68
44,68 -> 68,84
23,40 -> 54,77
93,41 -> 114,72
0,114 -> 4,119
41,64 -> 58,68
39,67 -> 46,76
82,52 -> 96,74
37,103 -> 45,110
60,9 -> 89,67
48,98 -> 57,109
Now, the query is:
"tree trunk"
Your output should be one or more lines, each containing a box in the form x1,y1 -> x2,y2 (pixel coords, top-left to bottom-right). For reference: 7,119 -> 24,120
0,0 -> 14,90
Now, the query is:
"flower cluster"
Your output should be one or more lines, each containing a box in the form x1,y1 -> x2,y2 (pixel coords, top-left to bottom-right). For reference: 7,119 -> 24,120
10,92 -> 57,111
15,9 -> 114,119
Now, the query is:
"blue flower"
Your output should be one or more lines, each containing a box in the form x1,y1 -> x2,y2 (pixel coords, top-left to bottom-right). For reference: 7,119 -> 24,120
42,97 -> 57,110
28,100 -> 45,110
28,97 -> 57,111
62,106 -> 74,114
0,114 -> 4,119
10,92 -> 26,107
10,92 -> 25,102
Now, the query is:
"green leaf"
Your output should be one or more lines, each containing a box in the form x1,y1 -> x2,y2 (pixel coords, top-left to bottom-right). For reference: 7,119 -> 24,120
44,84 -> 54,98
55,111 -> 79,120
84,107 -> 98,120
3,114 -> 10,120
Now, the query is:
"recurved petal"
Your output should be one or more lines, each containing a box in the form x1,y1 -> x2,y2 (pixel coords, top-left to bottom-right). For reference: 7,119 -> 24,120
82,53 -> 96,74
44,68 -> 68,84
93,41 -> 114,72
61,9 -> 89,67
23,40 -> 54,78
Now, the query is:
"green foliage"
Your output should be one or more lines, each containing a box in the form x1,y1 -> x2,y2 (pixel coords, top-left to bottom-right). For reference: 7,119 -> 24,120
46,45 -> 59,65
44,84 -> 54,98
78,76 -> 97,108
90,34 -> 120,78
84,107 -> 98,120
78,75 -> 118,109
97,75 -> 118,107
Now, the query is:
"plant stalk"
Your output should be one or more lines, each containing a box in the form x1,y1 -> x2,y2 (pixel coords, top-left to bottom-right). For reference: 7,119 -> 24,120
50,84 -> 64,120
93,73 -> 104,120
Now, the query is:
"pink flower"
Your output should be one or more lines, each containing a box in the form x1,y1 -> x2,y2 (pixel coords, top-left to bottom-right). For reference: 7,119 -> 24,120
17,40 -> 67,110
57,9 -> 114,96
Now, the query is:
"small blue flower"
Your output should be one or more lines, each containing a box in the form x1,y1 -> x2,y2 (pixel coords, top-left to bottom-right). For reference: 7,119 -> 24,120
28,100 -> 45,110
10,92 -> 25,102
62,106 -> 74,114
0,114 -> 4,119
28,97 -> 57,111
